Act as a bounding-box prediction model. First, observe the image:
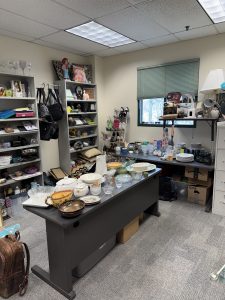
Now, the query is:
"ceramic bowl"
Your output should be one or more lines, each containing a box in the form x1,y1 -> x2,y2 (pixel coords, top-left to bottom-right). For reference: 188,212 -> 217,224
80,173 -> 102,184
58,200 -> 85,218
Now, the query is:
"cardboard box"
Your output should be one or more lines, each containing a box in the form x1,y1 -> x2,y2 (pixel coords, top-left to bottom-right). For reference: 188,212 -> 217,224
117,217 -> 139,243
188,177 -> 213,187
185,166 -> 209,182
139,212 -> 144,223
188,185 -> 211,206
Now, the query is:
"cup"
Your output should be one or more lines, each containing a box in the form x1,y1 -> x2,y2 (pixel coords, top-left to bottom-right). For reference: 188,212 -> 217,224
103,184 -> 114,195
141,145 -> 148,155
115,177 -> 122,189
90,181 -> 101,195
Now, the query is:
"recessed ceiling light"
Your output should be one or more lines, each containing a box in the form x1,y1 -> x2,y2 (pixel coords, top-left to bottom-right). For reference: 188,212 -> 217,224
197,0 -> 225,23
66,21 -> 135,48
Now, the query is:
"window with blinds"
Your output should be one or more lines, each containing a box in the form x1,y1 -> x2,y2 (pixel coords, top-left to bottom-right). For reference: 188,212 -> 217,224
137,59 -> 199,127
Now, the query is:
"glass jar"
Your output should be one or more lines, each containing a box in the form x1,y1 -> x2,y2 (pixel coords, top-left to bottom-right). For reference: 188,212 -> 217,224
90,181 -> 101,195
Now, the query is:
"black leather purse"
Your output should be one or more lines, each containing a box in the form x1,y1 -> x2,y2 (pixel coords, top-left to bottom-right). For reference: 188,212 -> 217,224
39,120 -> 59,141
46,88 -> 64,121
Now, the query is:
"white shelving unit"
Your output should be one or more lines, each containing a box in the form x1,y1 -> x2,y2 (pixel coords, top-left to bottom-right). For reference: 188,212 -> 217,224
0,73 -> 43,192
55,80 -> 98,174
212,121 -> 225,216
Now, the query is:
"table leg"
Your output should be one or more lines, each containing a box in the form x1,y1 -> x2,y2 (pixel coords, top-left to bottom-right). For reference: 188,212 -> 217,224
31,220 -> 76,299
145,201 -> 161,217
31,266 -> 76,300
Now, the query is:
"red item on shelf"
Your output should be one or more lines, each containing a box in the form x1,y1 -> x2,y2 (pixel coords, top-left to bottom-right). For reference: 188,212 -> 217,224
16,111 -> 35,118
113,118 -> 120,129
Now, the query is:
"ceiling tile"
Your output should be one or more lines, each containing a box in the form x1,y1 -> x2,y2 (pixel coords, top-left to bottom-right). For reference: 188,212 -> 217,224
52,0 -> 130,19
0,0 -> 89,30
97,6 -> 169,41
0,9 -> 57,38
175,25 -> 218,40
142,34 -> 178,47
0,28 -> 35,42
94,48 -> 121,57
215,22 -> 225,33
41,31 -> 108,53
33,39 -> 88,55
136,0 -> 212,33
114,42 -> 146,52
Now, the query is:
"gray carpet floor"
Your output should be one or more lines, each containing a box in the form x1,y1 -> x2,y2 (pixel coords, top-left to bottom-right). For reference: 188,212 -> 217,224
5,199 -> 225,300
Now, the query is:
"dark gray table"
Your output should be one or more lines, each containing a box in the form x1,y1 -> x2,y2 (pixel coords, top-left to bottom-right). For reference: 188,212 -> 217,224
119,153 -> 214,212
24,168 -> 161,299
119,153 -> 214,171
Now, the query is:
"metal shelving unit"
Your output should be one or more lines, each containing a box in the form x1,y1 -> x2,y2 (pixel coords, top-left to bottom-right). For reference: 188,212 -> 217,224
0,158 -> 41,170
68,112 -> 97,115
55,80 -> 98,174
0,117 -> 38,122
70,144 -> 98,154
0,144 -> 39,153
0,130 -> 38,137
0,172 -> 43,188
0,73 -> 43,192
69,134 -> 97,141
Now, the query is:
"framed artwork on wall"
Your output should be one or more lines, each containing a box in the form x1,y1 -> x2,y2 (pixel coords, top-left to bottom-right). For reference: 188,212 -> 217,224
52,60 -> 93,83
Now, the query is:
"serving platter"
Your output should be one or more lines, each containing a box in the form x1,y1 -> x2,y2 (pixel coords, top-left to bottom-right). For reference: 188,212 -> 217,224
80,173 -> 102,184
126,163 -> 156,173
80,195 -> 101,205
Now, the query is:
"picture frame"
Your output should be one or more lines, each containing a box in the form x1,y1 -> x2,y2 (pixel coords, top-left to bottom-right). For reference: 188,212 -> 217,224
72,65 -> 87,83
52,60 -> 93,83
11,80 -> 23,97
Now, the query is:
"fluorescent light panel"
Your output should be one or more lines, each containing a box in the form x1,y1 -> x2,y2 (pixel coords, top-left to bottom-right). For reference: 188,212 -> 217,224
66,21 -> 135,47
198,0 -> 225,23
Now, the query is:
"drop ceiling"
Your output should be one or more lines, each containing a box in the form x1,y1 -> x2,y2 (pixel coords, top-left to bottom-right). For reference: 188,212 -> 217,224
0,0 -> 223,57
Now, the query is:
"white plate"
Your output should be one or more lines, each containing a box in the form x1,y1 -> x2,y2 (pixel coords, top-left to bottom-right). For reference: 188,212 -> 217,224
131,162 -> 151,171
126,164 -> 156,173
80,173 -> 102,184
22,197 -> 49,208
80,195 -> 101,205
176,153 -> 194,162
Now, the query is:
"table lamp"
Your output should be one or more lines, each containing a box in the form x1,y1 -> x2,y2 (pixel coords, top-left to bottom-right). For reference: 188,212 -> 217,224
200,68 -> 225,98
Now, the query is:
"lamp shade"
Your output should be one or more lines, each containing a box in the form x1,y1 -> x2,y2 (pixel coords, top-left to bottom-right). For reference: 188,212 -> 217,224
200,69 -> 225,94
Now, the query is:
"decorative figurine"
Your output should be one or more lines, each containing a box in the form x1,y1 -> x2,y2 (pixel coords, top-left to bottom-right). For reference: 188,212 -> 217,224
61,57 -> 70,79
83,90 -> 89,100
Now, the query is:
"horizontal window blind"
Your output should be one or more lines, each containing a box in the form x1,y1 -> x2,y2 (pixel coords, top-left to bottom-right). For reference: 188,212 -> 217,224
137,59 -> 200,99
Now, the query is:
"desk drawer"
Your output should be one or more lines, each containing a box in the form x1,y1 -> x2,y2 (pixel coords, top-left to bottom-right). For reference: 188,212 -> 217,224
215,171 -> 225,191
216,150 -> 225,171
213,190 -> 225,216
217,128 -> 225,149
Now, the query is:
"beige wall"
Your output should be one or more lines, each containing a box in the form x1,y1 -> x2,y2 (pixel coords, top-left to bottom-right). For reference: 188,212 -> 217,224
1,33 -> 225,171
0,35 -> 91,171
99,33 -> 225,150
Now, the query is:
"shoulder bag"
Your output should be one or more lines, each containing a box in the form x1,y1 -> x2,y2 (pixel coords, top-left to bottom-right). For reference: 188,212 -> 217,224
46,88 -> 64,121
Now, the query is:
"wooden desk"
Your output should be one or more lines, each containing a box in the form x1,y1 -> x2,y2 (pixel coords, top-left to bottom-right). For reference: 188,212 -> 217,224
24,168 -> 161,299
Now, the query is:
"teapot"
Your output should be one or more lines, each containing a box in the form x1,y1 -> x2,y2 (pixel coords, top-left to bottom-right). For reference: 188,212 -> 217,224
55,176 -> 77,192
73,181 -> 89,197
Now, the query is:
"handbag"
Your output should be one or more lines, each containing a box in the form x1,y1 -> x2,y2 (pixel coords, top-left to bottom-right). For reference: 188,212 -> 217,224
46,88 -> 64,121
0,232 -> 30,298
39,119 -> 59,141
37,88 -> 50,119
